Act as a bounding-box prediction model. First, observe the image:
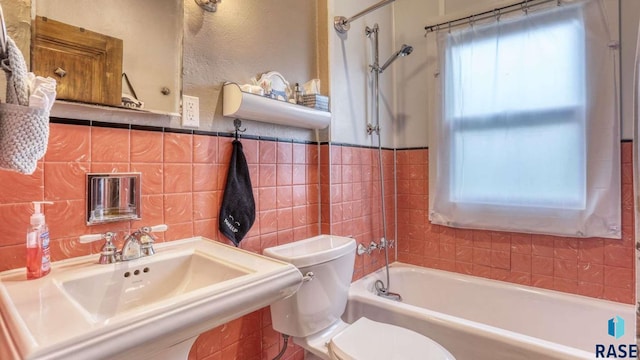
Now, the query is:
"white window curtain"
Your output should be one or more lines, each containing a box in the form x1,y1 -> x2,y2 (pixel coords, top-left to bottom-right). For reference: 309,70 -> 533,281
428,0 -> 620,238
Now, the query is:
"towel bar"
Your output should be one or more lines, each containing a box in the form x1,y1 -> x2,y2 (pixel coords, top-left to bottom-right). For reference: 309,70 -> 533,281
0,4 -> 7,58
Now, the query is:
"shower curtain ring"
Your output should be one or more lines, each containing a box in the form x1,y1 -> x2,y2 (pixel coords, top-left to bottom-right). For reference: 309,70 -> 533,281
493,9 -> 501,22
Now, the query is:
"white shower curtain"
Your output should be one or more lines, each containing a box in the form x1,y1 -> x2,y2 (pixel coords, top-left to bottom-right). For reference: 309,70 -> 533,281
427,0 -> 620,238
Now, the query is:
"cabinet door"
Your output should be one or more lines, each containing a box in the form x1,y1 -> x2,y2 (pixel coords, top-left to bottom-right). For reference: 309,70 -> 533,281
31,16 -> 122,106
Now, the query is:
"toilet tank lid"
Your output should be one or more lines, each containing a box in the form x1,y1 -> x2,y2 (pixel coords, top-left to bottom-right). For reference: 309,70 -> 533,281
263,235 -> 356,268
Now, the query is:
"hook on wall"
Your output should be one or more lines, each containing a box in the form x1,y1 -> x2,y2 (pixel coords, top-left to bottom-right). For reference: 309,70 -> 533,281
233,118 -> 246,140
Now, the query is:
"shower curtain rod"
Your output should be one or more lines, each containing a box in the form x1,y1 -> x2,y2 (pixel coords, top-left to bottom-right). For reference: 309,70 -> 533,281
335,0 -> 395,33
424,0 -> 559,33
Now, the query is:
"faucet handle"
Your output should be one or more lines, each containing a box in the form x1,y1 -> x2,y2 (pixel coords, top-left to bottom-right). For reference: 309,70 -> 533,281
378,237 -> 394,251
137,224 -> 168,256
369,241 -> 379,252
387,239 -> 396,249
357,243 -> 371,256
79,232 -> 118,264
79,231 -> 115,244
140,224 -> 168,234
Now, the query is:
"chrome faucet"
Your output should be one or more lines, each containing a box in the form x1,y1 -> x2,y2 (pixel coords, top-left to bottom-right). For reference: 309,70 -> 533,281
121,225 -> 164,260
121,232 -> 143,261
357,238 -> 395,256
79,224 -> 168,264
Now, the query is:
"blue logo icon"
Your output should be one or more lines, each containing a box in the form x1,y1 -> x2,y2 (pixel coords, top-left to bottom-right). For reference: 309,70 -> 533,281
608,316 -> 625,339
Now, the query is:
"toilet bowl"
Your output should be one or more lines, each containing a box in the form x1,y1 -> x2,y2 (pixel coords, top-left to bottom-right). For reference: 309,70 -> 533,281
264,235 -> 455,360
299,317 -> 454,360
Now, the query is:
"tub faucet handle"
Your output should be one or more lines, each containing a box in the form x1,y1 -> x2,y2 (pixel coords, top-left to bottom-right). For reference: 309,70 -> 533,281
378,237 -> 390,251
357,243 -> 371,256
369,241 -> 379,252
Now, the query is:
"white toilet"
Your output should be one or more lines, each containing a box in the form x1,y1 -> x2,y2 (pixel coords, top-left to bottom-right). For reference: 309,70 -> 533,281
264,235 -> 455,360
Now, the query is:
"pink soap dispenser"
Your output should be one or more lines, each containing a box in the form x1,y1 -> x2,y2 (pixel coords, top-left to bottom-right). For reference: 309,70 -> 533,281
26,201 -> 53,280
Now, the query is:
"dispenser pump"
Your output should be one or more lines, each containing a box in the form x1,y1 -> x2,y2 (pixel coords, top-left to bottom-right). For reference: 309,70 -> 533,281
31,201 -> 53,226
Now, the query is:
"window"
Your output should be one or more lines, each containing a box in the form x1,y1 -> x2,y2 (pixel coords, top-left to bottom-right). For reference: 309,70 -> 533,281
428,1 -> 620,238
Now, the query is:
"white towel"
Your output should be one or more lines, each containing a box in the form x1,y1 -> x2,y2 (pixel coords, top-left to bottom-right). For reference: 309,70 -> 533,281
27,73 -> 57,112
1,36 -> 29,106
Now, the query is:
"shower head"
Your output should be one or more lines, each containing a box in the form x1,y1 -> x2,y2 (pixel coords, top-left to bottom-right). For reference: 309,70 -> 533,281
378,44 -> 413,73
399,44 -> 414,56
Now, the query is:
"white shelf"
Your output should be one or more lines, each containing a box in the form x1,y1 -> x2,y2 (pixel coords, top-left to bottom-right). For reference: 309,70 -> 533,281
222,82 -> 331,130
50,100 -> 180,123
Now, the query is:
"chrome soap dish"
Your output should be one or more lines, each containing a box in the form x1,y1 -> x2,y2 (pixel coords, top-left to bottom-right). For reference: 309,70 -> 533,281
86,173 -> 141,225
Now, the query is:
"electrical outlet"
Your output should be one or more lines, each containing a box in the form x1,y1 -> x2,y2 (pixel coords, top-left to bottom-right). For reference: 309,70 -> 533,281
182,95 -> 200,128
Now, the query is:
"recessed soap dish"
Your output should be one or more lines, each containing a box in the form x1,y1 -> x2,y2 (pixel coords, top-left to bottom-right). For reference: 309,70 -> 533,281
86,172 -> 141,225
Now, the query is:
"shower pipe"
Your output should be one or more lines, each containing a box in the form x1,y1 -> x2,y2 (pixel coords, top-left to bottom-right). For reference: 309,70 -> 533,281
365,24 -> 412,301
334,0 -> 395,33
365,24 -> 391,299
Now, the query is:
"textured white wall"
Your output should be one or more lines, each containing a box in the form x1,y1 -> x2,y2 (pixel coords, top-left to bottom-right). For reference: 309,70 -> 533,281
183,0 -> 320,141
394,0 -> 638,148
327,0 -> 396,147
1,0 -> 30,55
0,0 -> 31,103
392,0 -> 439,149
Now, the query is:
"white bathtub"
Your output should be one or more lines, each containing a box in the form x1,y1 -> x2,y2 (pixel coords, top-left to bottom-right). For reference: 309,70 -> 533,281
345,263 -> 636,360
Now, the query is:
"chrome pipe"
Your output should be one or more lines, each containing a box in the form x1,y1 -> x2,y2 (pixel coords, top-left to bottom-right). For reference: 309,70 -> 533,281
372,25 -> 380,135
334,0 -> 396,33
367,24 -> 392,294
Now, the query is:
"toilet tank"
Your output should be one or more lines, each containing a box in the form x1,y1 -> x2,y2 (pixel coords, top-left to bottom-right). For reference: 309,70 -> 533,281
264,235 -> 356,337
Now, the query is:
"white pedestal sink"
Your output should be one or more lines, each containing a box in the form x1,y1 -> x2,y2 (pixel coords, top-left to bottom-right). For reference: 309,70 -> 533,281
0,237 -> 303,360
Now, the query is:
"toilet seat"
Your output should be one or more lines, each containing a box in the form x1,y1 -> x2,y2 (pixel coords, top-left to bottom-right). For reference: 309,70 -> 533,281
328,317 -> 455,360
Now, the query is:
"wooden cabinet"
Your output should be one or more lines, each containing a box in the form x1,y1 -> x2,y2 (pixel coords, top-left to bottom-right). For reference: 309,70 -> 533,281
31,16 -> 122,106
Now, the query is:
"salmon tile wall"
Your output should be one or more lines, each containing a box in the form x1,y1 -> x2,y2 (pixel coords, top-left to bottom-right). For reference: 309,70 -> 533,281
2,121 -> 634,359
0,121 -> 320,360
323,144 -> 397,281
395,143 -> 636,305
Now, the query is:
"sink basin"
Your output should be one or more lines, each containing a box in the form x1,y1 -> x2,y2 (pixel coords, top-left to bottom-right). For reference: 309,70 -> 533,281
0,237 -> 302,360
60,251 -> 251,322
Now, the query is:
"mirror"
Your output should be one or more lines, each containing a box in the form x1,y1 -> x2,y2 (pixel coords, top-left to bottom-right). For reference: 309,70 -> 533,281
87,173 -> 141,225
32,0 -> 183,115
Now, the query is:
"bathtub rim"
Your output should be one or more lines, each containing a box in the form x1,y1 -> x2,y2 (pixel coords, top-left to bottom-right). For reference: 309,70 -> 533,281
355,262 -> 635,308
347,262 -> 635,359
